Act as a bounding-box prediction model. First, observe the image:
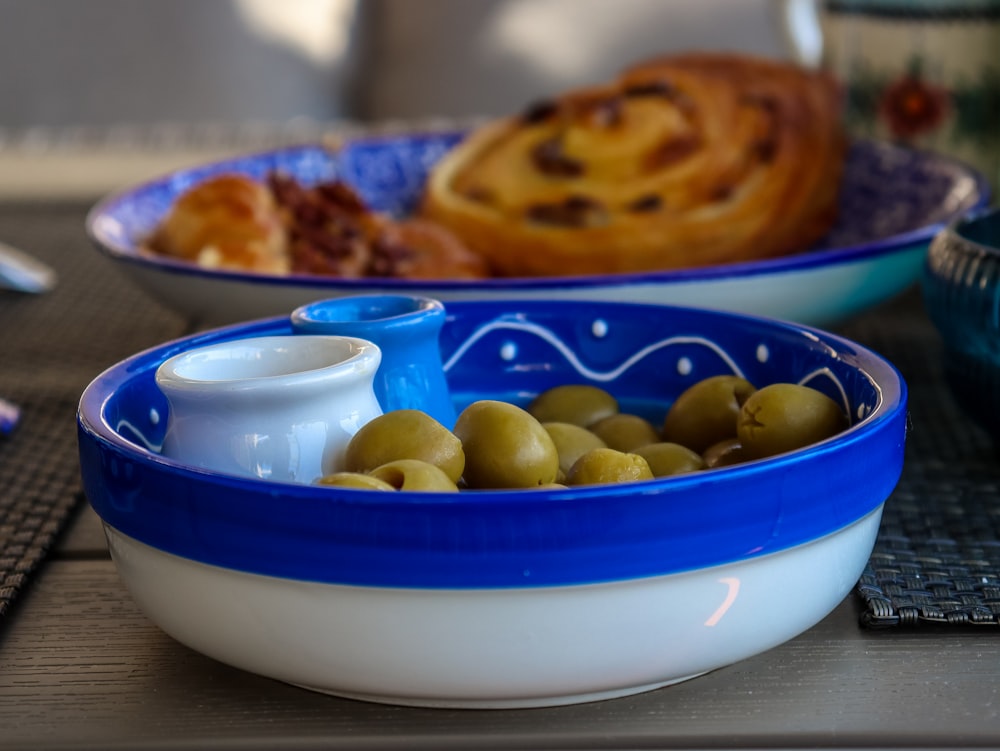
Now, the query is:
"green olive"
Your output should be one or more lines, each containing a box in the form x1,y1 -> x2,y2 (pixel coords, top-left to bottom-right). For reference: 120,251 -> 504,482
368,459 -> 459,492
343,409 -> 464,483
527,384 -> 619,427
566,447 -> 654,486
316,472 -> 396,491
737,383 -> 849,459
453,400 -> 559,489
543,422 -> 607,478
662,375 -> 756,453
701,438 -> 749,468
633,442 -> 706,477
589,413 -> 660,452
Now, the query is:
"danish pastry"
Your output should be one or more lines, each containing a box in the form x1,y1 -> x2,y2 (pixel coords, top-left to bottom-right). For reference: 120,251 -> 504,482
420,53 -> 846,276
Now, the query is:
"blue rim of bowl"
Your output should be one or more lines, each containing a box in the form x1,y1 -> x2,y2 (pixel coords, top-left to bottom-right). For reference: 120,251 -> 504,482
83,132 -> 992,293
77,300 -> 908,589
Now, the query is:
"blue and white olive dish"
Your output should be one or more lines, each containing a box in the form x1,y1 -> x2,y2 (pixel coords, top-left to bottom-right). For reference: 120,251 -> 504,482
77,298 -> 908,708
924,206 -> 1000,441
85,130 -> 989,327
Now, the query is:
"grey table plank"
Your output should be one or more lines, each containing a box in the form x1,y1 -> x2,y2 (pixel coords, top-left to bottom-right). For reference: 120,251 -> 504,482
49,499 -> 109,559
2,560 -> 999,751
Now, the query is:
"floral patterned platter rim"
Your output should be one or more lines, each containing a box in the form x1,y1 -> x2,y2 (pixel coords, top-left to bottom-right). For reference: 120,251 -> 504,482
85,130 -> 991,327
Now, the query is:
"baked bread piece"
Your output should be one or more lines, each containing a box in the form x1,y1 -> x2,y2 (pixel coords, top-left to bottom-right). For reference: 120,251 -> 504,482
420,53 -> 846,276
148,174 -> 290,274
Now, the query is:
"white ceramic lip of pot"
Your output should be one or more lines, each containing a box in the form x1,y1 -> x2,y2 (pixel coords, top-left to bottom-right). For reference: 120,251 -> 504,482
156,335 -> 379,390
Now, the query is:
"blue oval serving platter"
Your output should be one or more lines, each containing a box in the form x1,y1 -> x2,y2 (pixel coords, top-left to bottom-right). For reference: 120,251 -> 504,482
86,130 -> 990,327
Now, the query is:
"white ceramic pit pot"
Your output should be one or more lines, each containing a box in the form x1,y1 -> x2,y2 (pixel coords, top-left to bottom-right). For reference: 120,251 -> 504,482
155,335 -> 382,483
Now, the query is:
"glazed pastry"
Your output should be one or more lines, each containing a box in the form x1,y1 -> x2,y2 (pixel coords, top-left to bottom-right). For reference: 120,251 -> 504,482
266,173 -> 490,280
147,174 -> 290,274
266,172 -> 384,278
371,218 -> 491,280
420,53 -> 846,276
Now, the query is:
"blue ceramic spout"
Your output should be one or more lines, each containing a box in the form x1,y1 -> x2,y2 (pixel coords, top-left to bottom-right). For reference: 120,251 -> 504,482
290,295 -> 456,428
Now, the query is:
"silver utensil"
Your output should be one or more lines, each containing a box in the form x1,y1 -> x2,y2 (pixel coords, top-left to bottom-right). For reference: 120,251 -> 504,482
0,240 -> 57,293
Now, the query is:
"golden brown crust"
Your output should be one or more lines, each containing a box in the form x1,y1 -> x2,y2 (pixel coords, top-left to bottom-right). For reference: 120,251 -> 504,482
374,219 -> 490,280
420,53 -> 846,276
148,174 -> 290,274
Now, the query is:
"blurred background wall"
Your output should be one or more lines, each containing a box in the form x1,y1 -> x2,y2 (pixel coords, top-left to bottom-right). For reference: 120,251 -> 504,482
0,0 -> 807,198
359,0 -> 795,121
0,0 -> 795,129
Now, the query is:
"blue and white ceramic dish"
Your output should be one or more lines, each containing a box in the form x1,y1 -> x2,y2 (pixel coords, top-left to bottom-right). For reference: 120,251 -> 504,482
85,130 -> 989,328
77,299 -> 907,708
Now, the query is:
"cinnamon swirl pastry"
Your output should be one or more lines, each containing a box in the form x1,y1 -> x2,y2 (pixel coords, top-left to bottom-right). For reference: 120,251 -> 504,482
420,53 -> 846,276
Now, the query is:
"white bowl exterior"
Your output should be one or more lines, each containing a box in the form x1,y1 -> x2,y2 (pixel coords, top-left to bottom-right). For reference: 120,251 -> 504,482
103,506 -> 883,709
119,245 -> 924,328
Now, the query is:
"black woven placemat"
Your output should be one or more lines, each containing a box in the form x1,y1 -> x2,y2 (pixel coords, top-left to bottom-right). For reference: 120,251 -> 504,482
0,201 -> 188,617
839,296 -> 1000,628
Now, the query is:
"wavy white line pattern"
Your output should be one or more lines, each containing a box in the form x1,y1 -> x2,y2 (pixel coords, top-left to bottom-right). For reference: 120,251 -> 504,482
442,319 -> 749,383
798,367 -> 852,419
443,317 -> 858,425
116,419 -> 163,452
127,317 -> 860,454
